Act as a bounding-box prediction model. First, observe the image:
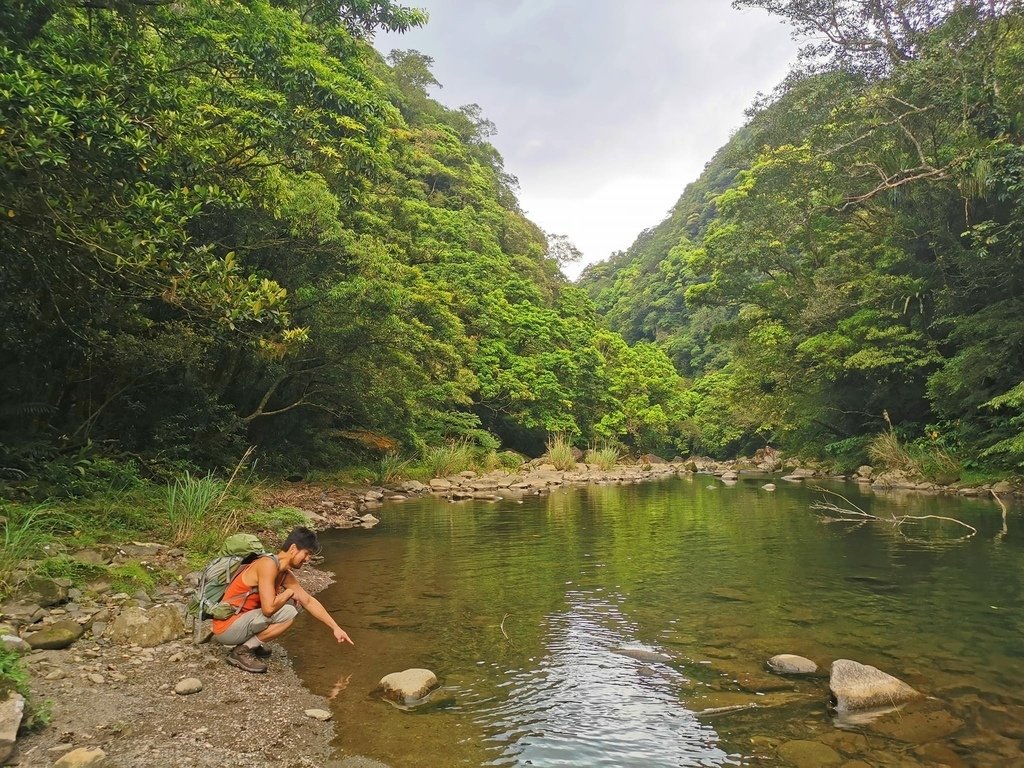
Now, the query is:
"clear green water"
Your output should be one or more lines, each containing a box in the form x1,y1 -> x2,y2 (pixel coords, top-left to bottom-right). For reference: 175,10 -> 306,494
287,476 -> 1024,766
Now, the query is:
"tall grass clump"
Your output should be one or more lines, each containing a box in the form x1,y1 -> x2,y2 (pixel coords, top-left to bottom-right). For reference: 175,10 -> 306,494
867,429 -> 961,483
422,439 -> 476,478
584,445 -> 620,471
546,434 -> 577,471
373,452 -> 410,484
165,471 -> 225,547
165,449 -> 254,550
867,431 -> 920,474
0,503 -> 69,596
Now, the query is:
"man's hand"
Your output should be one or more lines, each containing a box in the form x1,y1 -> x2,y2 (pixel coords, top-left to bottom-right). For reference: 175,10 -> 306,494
333,626 -> 354,645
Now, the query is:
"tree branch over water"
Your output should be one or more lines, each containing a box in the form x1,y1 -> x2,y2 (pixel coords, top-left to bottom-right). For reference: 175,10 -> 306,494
809,486 -> 977,539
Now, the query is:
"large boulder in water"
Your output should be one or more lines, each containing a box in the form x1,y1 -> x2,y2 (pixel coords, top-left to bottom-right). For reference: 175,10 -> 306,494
377,668 -> 438,706
829,659 -> 920,711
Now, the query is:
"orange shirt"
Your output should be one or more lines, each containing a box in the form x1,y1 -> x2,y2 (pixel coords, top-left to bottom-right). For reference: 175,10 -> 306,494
211,556 -> 285,635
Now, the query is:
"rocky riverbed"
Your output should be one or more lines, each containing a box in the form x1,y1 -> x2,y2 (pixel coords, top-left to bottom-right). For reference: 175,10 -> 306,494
1,552 -> 385,768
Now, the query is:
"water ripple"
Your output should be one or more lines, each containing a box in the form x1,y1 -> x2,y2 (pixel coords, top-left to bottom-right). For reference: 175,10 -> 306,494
480,592 -> 731,767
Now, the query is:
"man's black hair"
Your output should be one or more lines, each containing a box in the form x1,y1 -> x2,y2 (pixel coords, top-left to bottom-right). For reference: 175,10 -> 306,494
283,526 -> 320,554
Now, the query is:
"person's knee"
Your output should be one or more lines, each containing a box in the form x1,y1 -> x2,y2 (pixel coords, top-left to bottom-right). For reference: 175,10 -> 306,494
271,604 -> 298,624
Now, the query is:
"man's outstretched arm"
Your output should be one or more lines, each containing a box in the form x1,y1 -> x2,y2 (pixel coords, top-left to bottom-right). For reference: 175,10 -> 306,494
284,572 -> 354,645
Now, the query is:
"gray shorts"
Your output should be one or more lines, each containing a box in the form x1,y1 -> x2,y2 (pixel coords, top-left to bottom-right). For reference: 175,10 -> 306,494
213,604 -> 298,646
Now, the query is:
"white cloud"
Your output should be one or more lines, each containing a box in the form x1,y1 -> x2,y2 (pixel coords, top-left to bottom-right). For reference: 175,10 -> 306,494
375,1 -> 800,278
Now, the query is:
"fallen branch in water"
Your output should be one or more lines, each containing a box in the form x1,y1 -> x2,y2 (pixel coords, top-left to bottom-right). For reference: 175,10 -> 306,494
810,487 -> 977,539
992,489 -> 1008,541
500,613 -> 510,641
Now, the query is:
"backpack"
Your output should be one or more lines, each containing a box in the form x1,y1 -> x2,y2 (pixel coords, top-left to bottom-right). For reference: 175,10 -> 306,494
189,533 -> 272,623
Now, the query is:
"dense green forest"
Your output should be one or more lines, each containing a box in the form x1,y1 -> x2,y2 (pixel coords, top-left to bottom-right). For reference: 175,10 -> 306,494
0,0 -> 691,485
581,0 -> 1024,477
4,0 -> 1023,487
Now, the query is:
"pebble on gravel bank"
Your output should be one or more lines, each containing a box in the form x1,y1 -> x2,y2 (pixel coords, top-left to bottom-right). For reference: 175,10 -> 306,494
174,677 -> 203,695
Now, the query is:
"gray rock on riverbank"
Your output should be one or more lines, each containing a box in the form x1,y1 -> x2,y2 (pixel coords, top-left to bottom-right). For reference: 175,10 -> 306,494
0,693 -> 26,763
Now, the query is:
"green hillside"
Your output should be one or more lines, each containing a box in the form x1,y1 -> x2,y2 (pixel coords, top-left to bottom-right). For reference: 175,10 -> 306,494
581,2 -> 1024,473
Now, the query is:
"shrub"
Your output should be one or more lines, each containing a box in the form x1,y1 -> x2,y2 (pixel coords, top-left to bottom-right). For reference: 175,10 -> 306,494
497,450 -> 526,471
546,434 -> 577,471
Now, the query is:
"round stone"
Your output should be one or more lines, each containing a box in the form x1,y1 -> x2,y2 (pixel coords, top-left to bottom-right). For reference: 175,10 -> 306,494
767,654 -> 818,675
174,677 -> 203,695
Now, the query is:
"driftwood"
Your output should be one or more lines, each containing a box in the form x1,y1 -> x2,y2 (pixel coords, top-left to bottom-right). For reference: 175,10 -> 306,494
992,489 -> 1009,541
810,487 -> 976,540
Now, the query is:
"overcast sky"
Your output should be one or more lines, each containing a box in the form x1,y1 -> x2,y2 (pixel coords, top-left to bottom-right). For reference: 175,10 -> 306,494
375,2 -> 801,279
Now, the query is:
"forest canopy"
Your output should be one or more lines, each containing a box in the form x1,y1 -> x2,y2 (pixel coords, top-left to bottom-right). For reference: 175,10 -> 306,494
0,0 -> 692,479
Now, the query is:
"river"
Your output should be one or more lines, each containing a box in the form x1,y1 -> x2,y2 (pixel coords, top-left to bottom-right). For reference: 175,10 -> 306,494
287,475 -> 1023,766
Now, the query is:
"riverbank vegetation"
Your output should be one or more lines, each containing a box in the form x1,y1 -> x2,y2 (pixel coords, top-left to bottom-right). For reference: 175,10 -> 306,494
580,1 -> 1024,480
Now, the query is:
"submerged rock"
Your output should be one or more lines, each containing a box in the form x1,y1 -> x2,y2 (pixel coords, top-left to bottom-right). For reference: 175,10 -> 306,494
777,739 -> 841,767
829,659 -> 920,711
612,646 -> 674,665
377,668 -> 438,706
868,707 -> 964,742
766,654 -> 817,675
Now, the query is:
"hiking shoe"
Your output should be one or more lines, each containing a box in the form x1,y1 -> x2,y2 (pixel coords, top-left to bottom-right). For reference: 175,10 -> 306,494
251,644 -> 272,659
226,645 -> 267,673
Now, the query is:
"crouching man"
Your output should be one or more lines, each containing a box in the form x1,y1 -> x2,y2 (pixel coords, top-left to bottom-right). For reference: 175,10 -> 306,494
212,526 -> 353,673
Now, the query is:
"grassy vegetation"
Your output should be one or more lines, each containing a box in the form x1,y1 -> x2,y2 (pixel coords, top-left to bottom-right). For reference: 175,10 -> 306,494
372,452 -> 410,484
0,503 -> 71,595
545,434 -> 577,471
421,439 -> 477,478
584,445 -> 620,471
867,430 -> 962,484
247,506 -> 310,537
0,644 -> 49,731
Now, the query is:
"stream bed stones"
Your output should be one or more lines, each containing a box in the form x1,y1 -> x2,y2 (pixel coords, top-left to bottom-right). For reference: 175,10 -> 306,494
377,668 -> 439,707
829,658 -> 921,711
